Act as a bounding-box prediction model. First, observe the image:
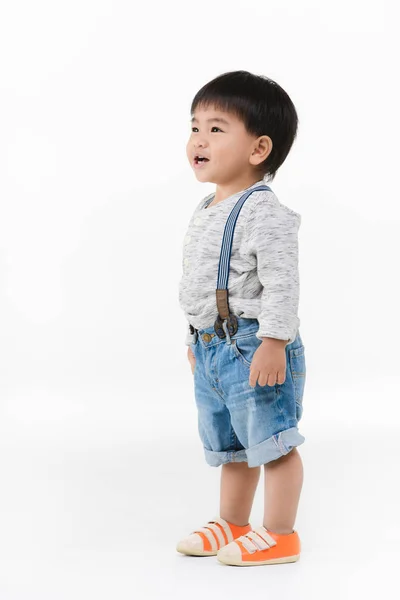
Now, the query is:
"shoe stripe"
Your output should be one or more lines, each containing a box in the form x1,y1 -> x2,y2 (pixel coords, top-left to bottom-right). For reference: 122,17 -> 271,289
237,528 -> 277,554
205,523 -> 226,548
245,531 -> 270,551
254,527 -> 277,547
212,517 -> 234,543
236,535 -> 255,553
194,532 -> 213,553
192,516 -> 246,553
196,527 -> 218,552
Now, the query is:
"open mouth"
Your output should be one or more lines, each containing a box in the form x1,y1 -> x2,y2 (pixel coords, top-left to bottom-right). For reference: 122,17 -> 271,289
194,156 -> 210,167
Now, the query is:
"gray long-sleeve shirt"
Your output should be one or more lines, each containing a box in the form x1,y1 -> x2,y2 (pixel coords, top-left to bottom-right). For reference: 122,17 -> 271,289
179,178 -> 301,346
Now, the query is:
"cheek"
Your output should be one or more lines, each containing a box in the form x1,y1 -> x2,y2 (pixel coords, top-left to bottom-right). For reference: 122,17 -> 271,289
186,142 -> 193,159
217,139 -> 235,157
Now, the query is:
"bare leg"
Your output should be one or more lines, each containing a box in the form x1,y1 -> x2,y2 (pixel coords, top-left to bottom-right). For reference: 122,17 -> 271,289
220,462 -> 261,526
263,448 -> 303,534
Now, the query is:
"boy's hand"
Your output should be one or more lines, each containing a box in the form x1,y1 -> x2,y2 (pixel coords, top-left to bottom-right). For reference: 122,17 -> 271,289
249,338 -> 287,388
187,346 -> 196,375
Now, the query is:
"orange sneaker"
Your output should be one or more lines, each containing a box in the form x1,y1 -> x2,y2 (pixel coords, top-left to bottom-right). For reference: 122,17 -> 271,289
176,516 -> 252,557
217,526 -> 301,566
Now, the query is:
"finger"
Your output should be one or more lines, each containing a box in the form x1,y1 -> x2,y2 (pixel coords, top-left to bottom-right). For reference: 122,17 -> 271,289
267,372 -> 278,386
276,370 -> 286,385
249,368 -> 260,388
256,372 -> 268,387
257,370 -> 277,387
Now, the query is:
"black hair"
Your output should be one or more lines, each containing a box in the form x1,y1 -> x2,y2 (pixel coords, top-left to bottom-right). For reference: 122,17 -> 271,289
190,70 -> 299,182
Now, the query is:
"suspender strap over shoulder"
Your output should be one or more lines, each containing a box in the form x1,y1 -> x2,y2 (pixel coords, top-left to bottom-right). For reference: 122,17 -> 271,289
214,185 -> 271,339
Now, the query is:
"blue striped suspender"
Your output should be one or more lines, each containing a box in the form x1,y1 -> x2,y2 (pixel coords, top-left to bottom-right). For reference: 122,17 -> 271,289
214,185 -> 272,340
188,184 -> 272,343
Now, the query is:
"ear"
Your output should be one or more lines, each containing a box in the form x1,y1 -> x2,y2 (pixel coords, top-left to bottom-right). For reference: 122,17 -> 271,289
249,135 -> 273,167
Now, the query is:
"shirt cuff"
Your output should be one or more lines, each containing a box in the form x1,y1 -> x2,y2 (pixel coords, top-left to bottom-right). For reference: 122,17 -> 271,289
255,324 -> 299,346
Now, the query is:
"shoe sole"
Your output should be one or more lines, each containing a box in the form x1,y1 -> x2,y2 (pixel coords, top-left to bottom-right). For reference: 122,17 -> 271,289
217,553 -> 300,566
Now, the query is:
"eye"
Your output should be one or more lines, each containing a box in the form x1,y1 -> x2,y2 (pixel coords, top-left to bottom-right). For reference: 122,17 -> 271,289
191,127 -> 223,133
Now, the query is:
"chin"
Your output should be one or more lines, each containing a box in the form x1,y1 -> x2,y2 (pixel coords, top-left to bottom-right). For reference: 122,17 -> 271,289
194,172 -> 210,182
194,169 -> 217,181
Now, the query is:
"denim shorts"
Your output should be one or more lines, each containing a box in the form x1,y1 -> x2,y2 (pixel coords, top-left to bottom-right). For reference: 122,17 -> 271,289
190,317 -> 306,468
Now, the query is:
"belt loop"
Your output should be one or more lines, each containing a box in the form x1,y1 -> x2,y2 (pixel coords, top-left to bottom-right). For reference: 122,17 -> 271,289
222,319 -> 232,345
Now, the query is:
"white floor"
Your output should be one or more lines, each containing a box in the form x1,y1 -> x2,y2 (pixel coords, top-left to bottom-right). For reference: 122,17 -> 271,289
0,381 -> 398,600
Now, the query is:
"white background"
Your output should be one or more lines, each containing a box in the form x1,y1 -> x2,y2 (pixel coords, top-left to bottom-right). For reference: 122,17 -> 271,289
0,1 -> 398,598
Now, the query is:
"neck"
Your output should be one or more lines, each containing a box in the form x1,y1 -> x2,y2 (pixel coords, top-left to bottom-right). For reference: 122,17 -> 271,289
213,174 -> 264,204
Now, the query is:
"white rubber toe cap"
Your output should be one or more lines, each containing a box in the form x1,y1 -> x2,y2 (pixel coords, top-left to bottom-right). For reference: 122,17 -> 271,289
217,541 -> 241,562
177,533 -> 211,555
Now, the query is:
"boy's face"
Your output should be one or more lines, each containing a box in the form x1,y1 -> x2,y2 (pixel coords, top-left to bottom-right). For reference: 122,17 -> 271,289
187,105 -> 266,184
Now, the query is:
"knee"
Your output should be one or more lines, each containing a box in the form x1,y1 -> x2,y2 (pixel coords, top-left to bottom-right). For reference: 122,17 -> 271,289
264,447 -> 299,467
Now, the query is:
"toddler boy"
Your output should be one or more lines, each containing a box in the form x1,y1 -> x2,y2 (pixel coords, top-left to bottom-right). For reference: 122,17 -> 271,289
177,70 -> 306,566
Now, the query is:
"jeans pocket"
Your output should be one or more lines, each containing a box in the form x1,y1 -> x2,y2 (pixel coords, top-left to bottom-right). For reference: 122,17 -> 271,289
231,332 -> 262,368
288,344 -> 306,419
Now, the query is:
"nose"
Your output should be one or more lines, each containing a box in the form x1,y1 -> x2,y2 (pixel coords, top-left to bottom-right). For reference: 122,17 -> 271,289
194,136 -> 208,149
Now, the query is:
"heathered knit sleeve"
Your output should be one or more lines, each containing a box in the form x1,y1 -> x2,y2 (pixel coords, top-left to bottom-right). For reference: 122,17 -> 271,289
245,197 -> 301,345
